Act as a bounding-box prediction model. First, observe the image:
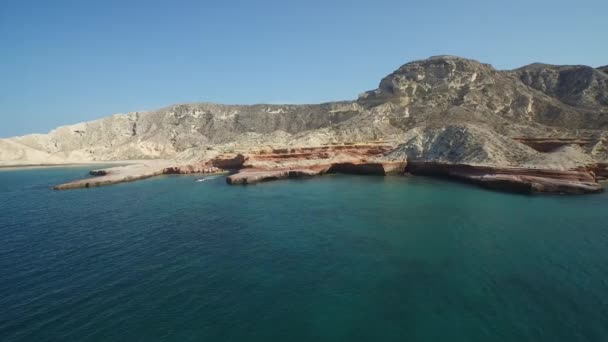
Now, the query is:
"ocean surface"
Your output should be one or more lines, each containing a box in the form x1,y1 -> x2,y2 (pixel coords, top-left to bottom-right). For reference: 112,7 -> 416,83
1,167 -> 607,342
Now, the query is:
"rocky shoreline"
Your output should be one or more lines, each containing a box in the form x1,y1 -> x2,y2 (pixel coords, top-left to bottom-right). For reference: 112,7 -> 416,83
52,145 -> 604,194
4,55 -> 606,195
225,161 -> 407,185
406,162 -> 602,194
51,161 -> 604,195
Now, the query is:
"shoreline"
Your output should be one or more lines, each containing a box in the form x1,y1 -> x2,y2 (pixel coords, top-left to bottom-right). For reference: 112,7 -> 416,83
5,148 -> 605,195
48,159 -> 604,195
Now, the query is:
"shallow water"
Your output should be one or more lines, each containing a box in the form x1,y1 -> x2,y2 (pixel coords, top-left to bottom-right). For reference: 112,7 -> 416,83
1,167 -> 607,341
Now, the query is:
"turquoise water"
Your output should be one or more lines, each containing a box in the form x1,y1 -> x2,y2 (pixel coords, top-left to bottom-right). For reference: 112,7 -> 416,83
1,167 -> 608,342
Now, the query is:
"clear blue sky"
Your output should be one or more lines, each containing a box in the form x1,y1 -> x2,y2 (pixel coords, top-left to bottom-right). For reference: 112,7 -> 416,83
1,0 -> 606,138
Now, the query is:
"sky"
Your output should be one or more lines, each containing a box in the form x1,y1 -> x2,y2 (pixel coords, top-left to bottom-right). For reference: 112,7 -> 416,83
0,0 -> 606,138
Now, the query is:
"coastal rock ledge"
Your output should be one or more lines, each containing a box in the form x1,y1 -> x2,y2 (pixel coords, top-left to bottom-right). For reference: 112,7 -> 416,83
406,162 -> 603,194
226,161 -> 407,185
51,142 -> 603,194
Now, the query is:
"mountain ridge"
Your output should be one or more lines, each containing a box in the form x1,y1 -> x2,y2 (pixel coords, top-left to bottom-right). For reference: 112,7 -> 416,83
2,56 -> 607,174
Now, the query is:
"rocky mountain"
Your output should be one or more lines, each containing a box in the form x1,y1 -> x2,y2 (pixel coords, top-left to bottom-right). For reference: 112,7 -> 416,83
513,63 -> 608,109
2,55 -> 607,172
360,56 -> 608,132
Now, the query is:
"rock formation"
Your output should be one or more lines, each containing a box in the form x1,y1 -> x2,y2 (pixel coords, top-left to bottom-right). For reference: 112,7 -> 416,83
3,55 -> 607,194
224,144 -> 406,185
406,162 -> 602,194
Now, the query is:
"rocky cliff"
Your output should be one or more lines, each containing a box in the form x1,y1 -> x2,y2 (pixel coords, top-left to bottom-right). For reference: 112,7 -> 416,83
3,55 -> 607,193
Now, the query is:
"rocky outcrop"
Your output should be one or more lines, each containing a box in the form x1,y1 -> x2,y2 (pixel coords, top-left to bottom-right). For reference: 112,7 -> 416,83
4,55 -> 608,167
210,154 -> 246,169
226,168 -> 324,185
377,123 -> 604,194
514,137 -> 594,152
162,154 -> 246,174
89,169 -> 109,176
242,144 -> 394,168
226,161 -> 406,185
358,56 -> 500,109
514,63 -> 608,108
588,162 -> 608,181
406,162 -> 602,194
384,125 -> 539,166
10,55 -> 605,194
224,144 -> 406,185
163,163 -> 222,174
357,56 -> 608,132
326,161 -> 405,175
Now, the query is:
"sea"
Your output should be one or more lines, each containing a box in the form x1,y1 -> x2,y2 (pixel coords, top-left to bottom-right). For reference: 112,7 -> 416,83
1,166 -> 607,341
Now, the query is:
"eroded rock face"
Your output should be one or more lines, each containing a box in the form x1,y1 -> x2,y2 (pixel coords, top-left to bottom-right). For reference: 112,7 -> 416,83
407,162 -> 602,194
514,138 -> 594,152
226,169 -> 321,185
163,164 -> 221,174
588,162 -> 608,181
357,58 -> 603,134
359,56 -> 497,106
515,64 -> 608,108
216,144 -> 406,185
3,55 -> 608,167
210,154 -> 246,169
384,124 -> 538,167
1,102 -> 367,165
225,161 -> 407,185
